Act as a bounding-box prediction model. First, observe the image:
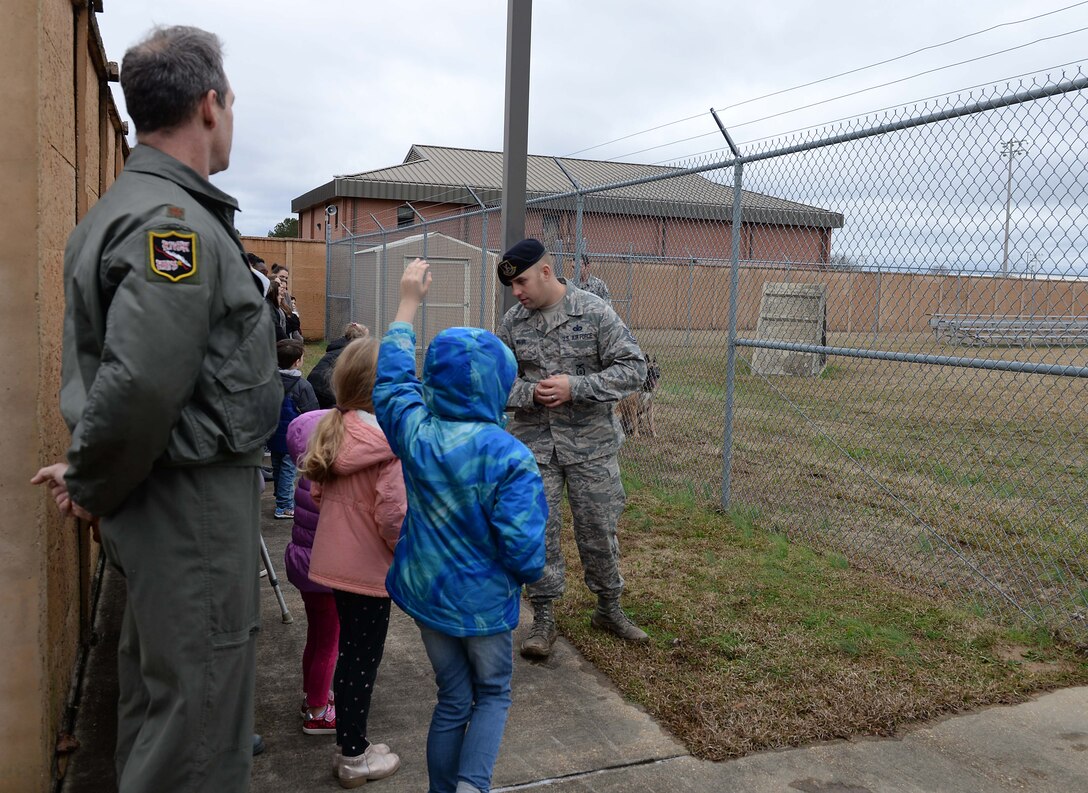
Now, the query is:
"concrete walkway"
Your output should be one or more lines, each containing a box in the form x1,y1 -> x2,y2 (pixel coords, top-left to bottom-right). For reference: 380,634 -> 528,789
64,492 -> 1088,792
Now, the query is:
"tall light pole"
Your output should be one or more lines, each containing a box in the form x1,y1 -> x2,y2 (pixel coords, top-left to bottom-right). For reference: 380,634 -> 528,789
1000,138 -> 1026,278
500,0 -> 532,315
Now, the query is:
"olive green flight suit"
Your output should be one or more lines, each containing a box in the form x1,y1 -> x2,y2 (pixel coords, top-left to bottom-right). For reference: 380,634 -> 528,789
59,145 -> 281,791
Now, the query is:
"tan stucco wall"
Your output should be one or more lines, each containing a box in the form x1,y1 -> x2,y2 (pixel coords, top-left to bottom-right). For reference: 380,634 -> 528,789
607,260 -> 1088,333
1,2 -> 126,790
241,236 -> 328,340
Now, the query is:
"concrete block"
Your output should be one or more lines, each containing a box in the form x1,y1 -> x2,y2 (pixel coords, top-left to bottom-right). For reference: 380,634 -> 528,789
38,144 -> 77,250
750,282 -> 827,377
39,35 -> 76,162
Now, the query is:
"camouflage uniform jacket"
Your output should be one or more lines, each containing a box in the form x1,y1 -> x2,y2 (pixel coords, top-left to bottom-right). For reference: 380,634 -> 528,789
498,279 -> 646,466
578,274 -> 611,304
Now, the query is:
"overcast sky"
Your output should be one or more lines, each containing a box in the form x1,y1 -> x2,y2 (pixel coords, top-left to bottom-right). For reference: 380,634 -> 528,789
96,0 -> 1088,247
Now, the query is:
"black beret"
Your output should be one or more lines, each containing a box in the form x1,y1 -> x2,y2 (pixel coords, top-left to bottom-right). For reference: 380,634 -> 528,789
497,238 -> 546,285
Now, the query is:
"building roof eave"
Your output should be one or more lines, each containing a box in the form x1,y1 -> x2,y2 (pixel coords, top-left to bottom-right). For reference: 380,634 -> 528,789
291,180 -> 338,213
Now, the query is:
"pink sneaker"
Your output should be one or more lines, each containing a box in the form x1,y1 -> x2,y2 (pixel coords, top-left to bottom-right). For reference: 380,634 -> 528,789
302,703 -> 336,735
302,690 -> 335,718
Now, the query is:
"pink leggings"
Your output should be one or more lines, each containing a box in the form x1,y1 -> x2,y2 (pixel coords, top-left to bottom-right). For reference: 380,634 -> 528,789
301,591 -> 340,709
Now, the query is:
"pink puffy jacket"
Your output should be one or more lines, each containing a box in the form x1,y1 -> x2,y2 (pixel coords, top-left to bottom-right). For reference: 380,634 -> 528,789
308,411 -> 406,597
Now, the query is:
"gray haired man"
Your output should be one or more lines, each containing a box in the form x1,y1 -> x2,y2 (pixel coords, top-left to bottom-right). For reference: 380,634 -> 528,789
32,26 -> 279,791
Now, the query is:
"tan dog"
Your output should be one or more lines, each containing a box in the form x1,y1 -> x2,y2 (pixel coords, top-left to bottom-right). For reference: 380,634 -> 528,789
618,357 -> 660,438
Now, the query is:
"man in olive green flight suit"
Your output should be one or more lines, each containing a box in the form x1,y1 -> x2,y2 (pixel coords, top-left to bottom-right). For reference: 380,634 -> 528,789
32,26 -> 280,792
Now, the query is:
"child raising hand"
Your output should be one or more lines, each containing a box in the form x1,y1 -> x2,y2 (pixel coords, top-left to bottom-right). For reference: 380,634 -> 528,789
374,259 -> 546,793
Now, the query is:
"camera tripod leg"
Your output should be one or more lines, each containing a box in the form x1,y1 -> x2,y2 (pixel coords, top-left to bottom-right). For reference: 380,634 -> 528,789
259,532 -> 293,624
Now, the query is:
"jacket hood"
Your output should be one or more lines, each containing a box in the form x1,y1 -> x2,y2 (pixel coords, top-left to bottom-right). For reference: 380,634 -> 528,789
422,328 -> 515,424
332,411 -> 397,475
287,408 -> 331,459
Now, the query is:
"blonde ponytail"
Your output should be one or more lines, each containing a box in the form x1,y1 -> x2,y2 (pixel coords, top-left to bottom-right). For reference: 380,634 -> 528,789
297,337 -> 380,483
299,410 -> 344,483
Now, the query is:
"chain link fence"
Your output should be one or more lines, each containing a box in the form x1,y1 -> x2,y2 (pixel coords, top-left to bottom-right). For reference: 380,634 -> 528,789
327,71 -> 1088,642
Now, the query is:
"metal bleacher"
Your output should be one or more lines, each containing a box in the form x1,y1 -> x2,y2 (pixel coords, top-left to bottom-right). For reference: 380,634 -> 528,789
929,313 -> 1088,347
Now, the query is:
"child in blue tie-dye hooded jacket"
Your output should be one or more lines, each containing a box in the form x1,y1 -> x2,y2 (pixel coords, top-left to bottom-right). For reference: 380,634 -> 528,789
373,258 -> 546,793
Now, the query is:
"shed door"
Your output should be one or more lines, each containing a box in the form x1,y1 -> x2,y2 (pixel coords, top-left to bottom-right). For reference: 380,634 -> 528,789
406,256 -> 471,351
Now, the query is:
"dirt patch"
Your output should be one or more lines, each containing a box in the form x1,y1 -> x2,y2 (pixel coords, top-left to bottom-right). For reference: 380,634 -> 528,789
995,643 -> 1079,675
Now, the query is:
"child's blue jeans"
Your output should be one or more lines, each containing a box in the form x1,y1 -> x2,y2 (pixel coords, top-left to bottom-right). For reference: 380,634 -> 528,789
270,452 -> 296,511
416,623 -> 513,793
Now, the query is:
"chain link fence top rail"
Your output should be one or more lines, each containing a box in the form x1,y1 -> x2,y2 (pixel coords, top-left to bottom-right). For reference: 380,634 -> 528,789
329,70 -> 1087,643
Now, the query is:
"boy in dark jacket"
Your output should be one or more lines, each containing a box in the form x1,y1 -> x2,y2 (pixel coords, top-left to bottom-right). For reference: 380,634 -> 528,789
270,339 -> 320,518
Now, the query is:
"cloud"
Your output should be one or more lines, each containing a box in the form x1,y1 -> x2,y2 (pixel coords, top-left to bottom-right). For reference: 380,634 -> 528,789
95,1 -> 1088,241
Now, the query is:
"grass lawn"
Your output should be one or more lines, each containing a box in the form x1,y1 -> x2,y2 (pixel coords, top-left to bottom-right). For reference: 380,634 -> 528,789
554,477 -> 1088,760
302,341 -> 327,376
619,330 -> 1088,641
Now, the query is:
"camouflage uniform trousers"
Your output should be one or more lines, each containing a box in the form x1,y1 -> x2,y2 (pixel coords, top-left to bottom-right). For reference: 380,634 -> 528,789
525,451 -> 626,604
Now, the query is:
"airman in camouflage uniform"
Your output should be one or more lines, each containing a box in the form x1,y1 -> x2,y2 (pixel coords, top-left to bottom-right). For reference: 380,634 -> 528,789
497,239 -> 648,659
576,254 -> 612,304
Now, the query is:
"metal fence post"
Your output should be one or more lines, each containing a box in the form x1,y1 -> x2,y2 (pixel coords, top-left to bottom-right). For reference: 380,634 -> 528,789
574,190 -> 585,282
466,186 -> 490,327
481,210 -> 489,327
716,115 -> 746,511
872,266 -> 882,348
625,244 -> 634,326
554,158 -> 584,283
722,158 -> 744,511
421,224 -> 429,343
684,249 -> 695,348
349,231 -> 357,324
323,217 -> 332,339
381,230 -> 388,331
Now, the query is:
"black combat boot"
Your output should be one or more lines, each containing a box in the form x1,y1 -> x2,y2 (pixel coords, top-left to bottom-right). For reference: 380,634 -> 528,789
519,601 -> 557,659
590,596 -> 649,642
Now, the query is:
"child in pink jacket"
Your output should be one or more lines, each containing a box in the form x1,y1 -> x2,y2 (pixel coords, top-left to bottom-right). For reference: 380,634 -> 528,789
284,408 -> 340,736
301,337 -> 406,788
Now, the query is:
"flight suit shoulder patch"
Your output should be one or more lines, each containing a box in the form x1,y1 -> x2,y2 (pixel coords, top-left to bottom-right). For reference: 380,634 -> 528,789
147,229 -> 200,283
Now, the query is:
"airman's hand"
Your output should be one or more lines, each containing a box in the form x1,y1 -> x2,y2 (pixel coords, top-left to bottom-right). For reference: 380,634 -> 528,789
536,375 -> 572,408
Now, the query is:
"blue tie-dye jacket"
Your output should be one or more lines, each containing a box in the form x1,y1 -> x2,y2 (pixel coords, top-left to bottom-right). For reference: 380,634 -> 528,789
374,323 -> 547,636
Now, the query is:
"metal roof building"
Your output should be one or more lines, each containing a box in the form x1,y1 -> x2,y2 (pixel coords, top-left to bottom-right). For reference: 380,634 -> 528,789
292,144 -> 844,230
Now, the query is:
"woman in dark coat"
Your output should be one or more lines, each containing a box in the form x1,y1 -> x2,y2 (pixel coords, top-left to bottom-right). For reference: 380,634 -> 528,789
306,322 -> 369,408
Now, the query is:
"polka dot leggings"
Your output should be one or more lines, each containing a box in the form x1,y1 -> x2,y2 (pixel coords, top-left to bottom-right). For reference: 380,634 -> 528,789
332,590 -> 391,757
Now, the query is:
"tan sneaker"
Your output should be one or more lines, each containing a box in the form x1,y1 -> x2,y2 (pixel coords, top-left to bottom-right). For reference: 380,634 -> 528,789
336,744 -> 400,788
332,743 -> 391,779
